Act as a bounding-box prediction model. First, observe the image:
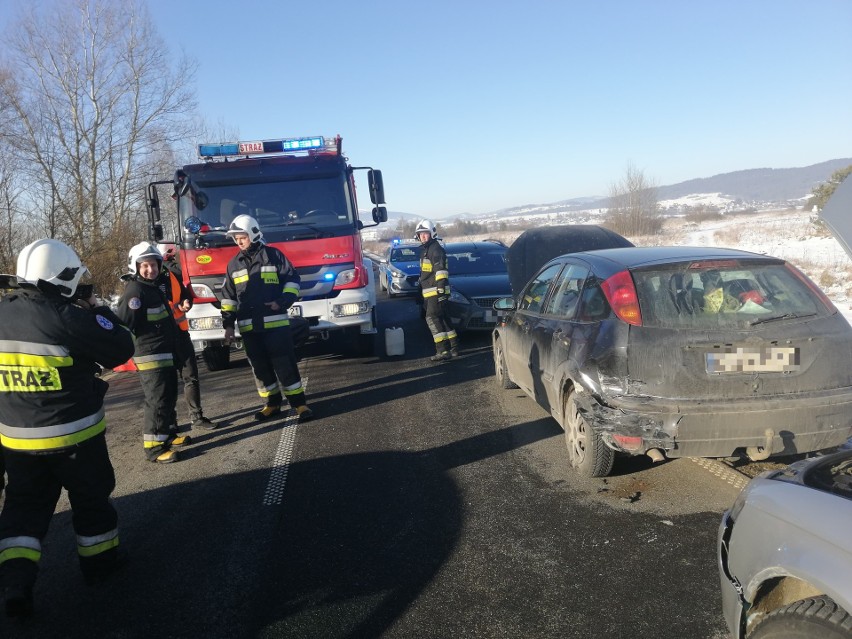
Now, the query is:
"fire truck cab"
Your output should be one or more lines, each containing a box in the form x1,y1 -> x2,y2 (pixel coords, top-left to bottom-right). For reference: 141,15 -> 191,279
146,135 -> 387,370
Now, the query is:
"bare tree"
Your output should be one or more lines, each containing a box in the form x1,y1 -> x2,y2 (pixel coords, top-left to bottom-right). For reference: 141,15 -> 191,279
605,162 -> 662,237
0,0 -> 198,293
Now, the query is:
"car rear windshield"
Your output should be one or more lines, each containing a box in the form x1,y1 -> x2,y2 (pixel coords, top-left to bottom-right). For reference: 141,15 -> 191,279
447,249 -> 507,275
632,260 -> 830,329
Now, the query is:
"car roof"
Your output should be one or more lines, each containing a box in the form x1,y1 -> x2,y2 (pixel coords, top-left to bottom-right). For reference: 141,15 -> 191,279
443,240 -> 507,252
553,245 -> 781,269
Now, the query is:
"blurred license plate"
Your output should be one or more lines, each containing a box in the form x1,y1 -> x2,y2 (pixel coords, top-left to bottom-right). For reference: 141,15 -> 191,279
705,346 -> 799,374
288,305 -> 302,317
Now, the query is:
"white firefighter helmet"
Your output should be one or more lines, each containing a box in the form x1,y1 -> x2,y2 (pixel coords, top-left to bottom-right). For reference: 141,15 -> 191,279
16,239 -> 89,298
127,242 -> 163,274
414,219 -> 437,241
226,214 -> 263,244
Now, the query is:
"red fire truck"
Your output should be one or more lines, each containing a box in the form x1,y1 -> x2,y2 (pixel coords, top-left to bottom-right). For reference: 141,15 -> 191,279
146,135 -> 387,370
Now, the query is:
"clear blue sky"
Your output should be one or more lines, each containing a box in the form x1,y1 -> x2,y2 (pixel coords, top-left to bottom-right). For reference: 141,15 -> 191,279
2,0 -> 851,219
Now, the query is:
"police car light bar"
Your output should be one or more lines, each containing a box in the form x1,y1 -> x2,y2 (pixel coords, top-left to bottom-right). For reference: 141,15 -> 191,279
197,136 -> 340,159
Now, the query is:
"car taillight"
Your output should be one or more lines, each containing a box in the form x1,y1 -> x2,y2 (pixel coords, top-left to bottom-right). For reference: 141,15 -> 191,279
601,270 -> 642,326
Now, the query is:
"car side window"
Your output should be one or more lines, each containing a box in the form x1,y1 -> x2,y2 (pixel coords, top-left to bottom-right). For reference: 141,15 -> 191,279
519,264 -> 563,313
543,264 -> 589,318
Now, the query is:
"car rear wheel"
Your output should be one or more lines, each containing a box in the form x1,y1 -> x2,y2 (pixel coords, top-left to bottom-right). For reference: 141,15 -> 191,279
563,390 -> 614,477
748,597 -> 851,639
494,340 -> 518,389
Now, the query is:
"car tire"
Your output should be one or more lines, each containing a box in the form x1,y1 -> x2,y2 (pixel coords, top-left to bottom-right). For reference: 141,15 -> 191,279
748,597 -> 852,639
494,340 -> 518,389
202,344 -> 230,371
563,390 -> 614,477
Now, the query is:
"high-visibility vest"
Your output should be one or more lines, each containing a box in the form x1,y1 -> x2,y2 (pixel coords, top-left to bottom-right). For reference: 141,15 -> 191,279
167,270 -> 189,332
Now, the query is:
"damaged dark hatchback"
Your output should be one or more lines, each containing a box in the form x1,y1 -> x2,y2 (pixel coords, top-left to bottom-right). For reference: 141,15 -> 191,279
492,245 -> 852,477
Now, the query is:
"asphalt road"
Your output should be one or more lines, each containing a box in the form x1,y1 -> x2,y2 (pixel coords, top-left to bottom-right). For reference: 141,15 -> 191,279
0,290 -> 742,639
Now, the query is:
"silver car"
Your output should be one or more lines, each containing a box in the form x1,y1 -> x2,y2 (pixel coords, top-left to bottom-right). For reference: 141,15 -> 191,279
718,448 -> 852,638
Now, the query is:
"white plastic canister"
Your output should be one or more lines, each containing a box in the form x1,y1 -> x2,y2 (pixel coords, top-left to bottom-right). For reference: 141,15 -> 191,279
384,327 -> 405,356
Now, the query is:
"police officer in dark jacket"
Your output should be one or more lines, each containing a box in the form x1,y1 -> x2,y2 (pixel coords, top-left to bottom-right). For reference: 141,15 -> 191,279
415,219 -> 459,362
116,243 -> 191,464
0,239 -> 134,617
221,215 -> 313,422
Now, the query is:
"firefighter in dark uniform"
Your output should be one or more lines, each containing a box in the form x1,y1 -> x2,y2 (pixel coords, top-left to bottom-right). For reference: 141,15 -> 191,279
221,215 -> 313,422
157,244 -> 217,431
0,239 -> 134,617
415,219 -> 459,362
116,243 -> 191,464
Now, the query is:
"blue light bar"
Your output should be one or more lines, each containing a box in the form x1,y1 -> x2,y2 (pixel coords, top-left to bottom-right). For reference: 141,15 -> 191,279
197,136 -> 334,159
323,273 -> 335,281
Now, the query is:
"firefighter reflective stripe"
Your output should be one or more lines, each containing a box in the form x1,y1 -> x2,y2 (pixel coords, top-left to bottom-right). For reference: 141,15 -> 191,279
237,316 -> 291,332
260,266 -> 279,284
133,352 -> 174,370
77,529 -> 119,557
0,411 -> 106,451
422,286 -> 438,298
256,381 -> 279,398
232,269 -> 249,285
168,272 -> 189,331
0,340 -> 72,393
283,280 -> 300,296
0,340 -> 73,367
264,314 -> 290,329
146,304 -> 169,322
0,536 -> 41,565
435,269 -> 449,281
221,298 -> 238,312
282,381 -> 303,396
421,259 -> 433,272
433,328 -> 457,344
143,432 -> 170,448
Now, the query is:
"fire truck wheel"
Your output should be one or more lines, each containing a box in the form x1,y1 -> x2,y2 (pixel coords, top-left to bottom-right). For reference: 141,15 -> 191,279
202,344 -> 231,371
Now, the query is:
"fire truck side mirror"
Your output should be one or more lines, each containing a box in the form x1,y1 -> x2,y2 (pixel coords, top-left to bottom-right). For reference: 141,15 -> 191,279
368,170 -> 385,205
372,206 -> 388,224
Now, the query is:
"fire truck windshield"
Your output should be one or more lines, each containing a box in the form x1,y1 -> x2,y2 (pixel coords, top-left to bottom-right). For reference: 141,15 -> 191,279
178,176 -> 353,237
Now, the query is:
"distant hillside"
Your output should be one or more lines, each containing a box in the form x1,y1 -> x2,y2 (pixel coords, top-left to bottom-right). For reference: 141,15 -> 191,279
381,158 -> 852,224
658,158 -> 852,202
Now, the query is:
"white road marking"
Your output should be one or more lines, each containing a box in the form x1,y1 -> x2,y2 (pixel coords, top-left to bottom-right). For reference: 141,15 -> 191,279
262,376 -> 307,506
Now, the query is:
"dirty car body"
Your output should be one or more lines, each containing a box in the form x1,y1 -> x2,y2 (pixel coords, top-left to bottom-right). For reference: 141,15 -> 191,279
492,245 -> 852,477
718,448 -> 852,638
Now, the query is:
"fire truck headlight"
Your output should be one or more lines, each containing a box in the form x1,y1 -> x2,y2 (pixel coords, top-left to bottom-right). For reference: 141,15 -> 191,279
189,316 -> 223,331
191,283 -> 217,298
332,301 -> 370,318
335,269 -> 357,287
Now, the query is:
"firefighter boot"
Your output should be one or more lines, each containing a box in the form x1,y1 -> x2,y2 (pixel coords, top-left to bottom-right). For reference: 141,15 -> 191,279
81,548 -> 127,587
4,585 -> 33,618
255,404 -> 282,421
146,446 -> 180,464
167,430 -> 192,448
449,337 -> 460,359
296,405 -> 314,423
430,344 -> 451,362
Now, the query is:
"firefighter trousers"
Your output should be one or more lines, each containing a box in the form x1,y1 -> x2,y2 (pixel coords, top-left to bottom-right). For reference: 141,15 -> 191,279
242,327 -> 306,409
424,297 -> 458,353
0,432 -> 119,589
138,365 -> 178,457
175,331 -> 202,421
